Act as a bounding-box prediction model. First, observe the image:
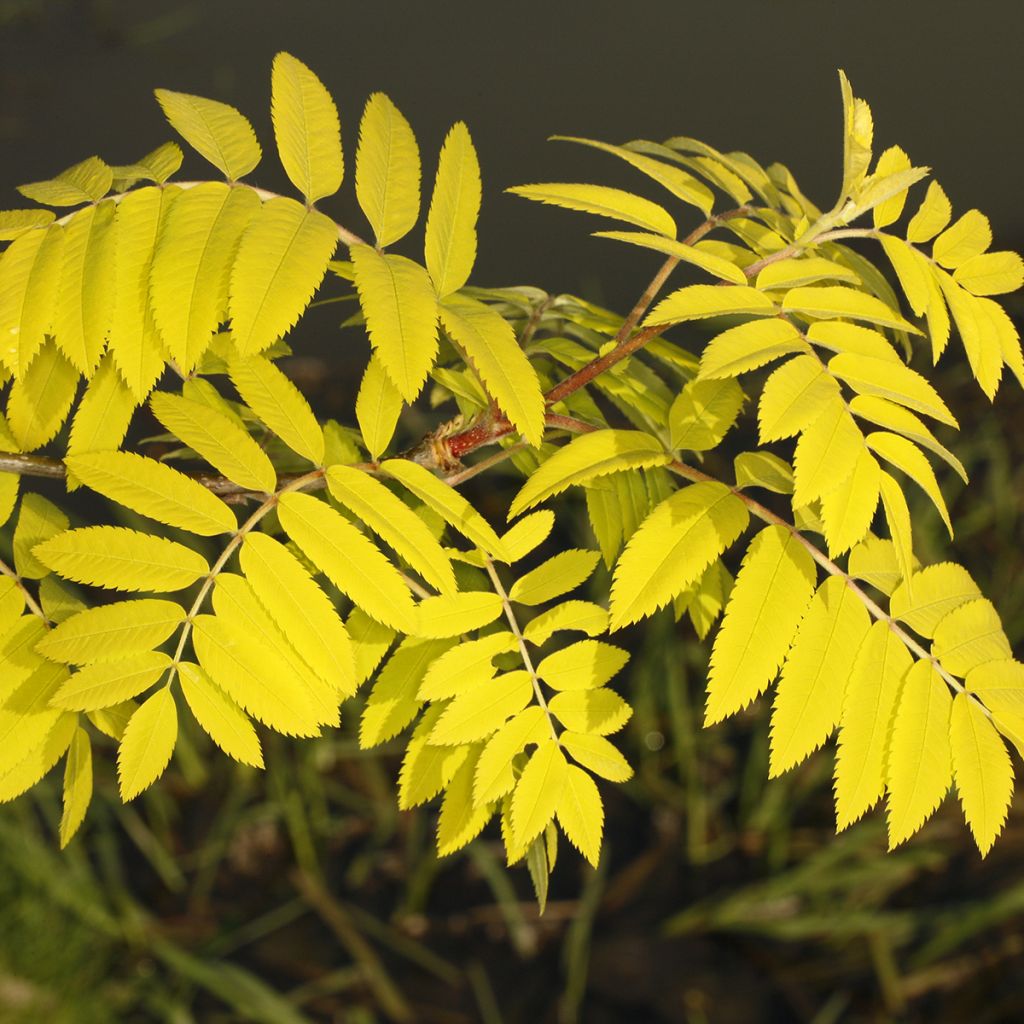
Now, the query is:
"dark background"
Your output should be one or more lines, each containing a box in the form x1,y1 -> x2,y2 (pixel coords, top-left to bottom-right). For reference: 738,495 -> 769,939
2,3 -> 1024,1023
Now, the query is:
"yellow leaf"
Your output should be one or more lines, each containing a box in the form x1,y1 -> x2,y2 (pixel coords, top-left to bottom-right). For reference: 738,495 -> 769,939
952,251 -> 1024,296
819,447 -> 880,556
950,692 -> 1013,856
355,92 -> 421,247
511,739 -> 568,846
906,181 -> 951,244
879,235 -> 930,316
878,471 -> 914,587
645,284 -> 775,326
890,563 -> 980,639
792,397 -> 863,507
782,285 -> 919,333
356,354 -> 403,459
758,355 -> 840,442
64,356 -> 138,483
555,764 -> 603,866
271,52 -> 344,204
933,210 -> 991,268
848,535 -> 903,595
595,230 -> 745,283
697,319 -> 808,382
429,669 -> 532,746
418,632 -> 517,702
838,71 -> 873,199
733,451 -> 794,494
412,592 -> 504,639
0,209 -> 54,240
935,272 -> 1004,399
473,706 -> 548,806
509,550 -> 599,607
398,705 -> 471,809
17,156 -> 112,207
59,727 -> 92,847
548,687 -> 631,735
867,432 -> 951,535
755,256 -> 860,291
178,661 -> 263,768
500,510 -> 555,563
52,652 -> 171,711
669,377 -> 745,452
425,122 -> 481,296
155,89 -> 261,180
13,492 -> 69,578
932,599 -> 1011,678
537,640 -> 628,692
561,731 -> 632,782
806,321 -> 899,362
508,182 -> 675,238
522,601 -> 609,647
828,352 -> 956,426
872,146 -> 913,228
117,686 -> 177,801
437,749 -> 494,856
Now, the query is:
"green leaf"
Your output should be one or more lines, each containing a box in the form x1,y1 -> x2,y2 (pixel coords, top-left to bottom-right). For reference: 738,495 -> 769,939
37,599 -> 186,665
537,640 -> 628,691
350,245 -> 438,401
509,429 -> 669,519
610,482 -> 749,629
381,458 -> 508,558
561,731 -> 632,783
705,525 -> 817,725
522,600 -> 609,646
509,550 -> 600,607
697,318 -> 808,381
155,89 -> 261,180
886,660 -> 952,848
950,692 -> 1013,856
278,491 -> 417,633
511,740 -> 568,846
508,182 -> 676,237
65,451 -> 237,536
425,122 -> 481,296
645,284 -> 775,326
52,652 -> 171,711
178,661 -> 263,768
59,727 -> 92,848
34,527 -> 209,592
594,230 -> 745,283
355,92 -> 421,247
150,183 -> 260,372
229,355 -> 325,465
555,764 -> 603,866
271,52 -> 344,204
229,198 -> 338,356
768,576 -> 871,776
782,285 -> 919,333
669,377 -> 745,452
439,295 -> 544,446
117,686 -> 178,801
150,391 -> 277,494
356,355 -> 403,459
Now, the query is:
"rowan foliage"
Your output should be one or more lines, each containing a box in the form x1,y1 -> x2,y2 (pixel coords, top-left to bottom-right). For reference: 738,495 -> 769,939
0,56 -> 1021,902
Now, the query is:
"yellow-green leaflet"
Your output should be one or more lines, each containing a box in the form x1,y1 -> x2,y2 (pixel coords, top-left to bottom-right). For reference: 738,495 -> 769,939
932,210 -> 991,269
437,750 -> 494,856
522,601 -> 609,646
270,52 -> 343,204
509,429 -> 669,519
17,155 -> 112,206
7,339 -> 79,450
428,669 -> 532,746
906,181 -> 951,244
838,70 -> 872,198
878,470 -> 914,586
866,432 -> 951,535
34,527 -> 209,593
0,710 -> 76,805
755,256 -> 860,291
553,136 -> 714,214
768,576 -> 871,776
935,273 -> 1005,400
782,285 -> 919,333
645,285 -> 775,326
593,231 -> 745,283
792,397 -> 863,507
229,198 -> 338,356
758,355 -> 840,442
886,660 -> 952,848
14,493 -> 69,578
439,295 -> 544,446
425,122 -> 481,296
890,563 -> 980,639
55,200 -> 116,373
117,686 -> 177,801
52,652 -> 171,711
950,692 -> 1013,856
537,640 -> 628,691
548,688 -> 632,735
473,706 -> 548,807
509,550 -> 599,607
412,592 -> 504,639
398,706 -> 472,809
818,447 -> 880,556
417,632 -> 517,702
0,659 -> 67,769
361,637 -> 452,747
355,354 -> 403,459
952,251 -> 1024,296
59,728 -> 92,848
0,209 -> 54,239
834,620 -> 912,829
110,142 -> 183,189
178,661 -> 263,768
39,578 -> 85,625
240,533 -> 355,694
827,353 -> 957,426
65,356 -> 138,479
191,613 -> 320,737
150,183 -> 259,372
669,377 -> 745,452
932,599 -> 1011,678
350,245 -> 438,401
0,222 -> 64,375
733,451 -> 794,494
501,510 -> 555,563
355,92 -> 421,247
560,731 -> 632,783
556,764 -> 603,866
508,183 -> 676,238
0,579 -> 24,633
511,739 -> 568,846
326,465 -> 456,596
966,660 -> 1024,714
229,355 -> 325,465
155,89 -> 261,180
705,525 -> 816,725
65,451 -> 236,536
697,319 -> 808,380
610,482 -> 748,629
0,619 -> 52,702
277,491 -> 416,633
381,459 -> 507,559
87,700 -> 136,743
878,236 -> 930,316
806,321 -> 900,362
150,391 -> 277,494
